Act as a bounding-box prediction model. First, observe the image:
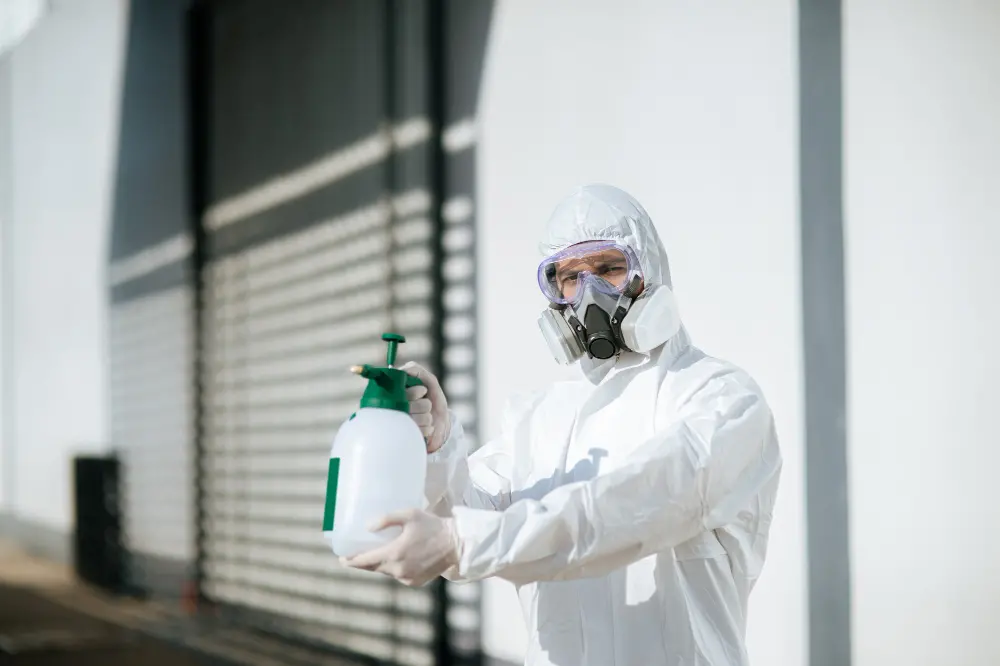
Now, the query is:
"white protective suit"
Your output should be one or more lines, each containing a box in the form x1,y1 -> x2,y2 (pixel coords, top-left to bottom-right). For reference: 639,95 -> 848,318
425,185 -> 782,666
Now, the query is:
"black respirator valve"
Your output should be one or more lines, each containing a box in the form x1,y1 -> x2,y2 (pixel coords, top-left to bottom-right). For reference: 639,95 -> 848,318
583,305 -> 619,360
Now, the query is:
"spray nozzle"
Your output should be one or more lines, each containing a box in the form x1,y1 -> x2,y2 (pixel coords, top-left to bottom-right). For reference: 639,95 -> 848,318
347,333 -> 422,413
350,363 -> 421,389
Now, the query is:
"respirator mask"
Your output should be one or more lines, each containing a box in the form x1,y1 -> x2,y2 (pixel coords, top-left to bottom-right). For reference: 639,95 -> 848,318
536,240 -> 682,365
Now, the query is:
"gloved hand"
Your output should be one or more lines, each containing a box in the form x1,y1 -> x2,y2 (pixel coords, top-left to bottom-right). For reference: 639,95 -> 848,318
340,509 -> 461,587
401,362 -> 450,454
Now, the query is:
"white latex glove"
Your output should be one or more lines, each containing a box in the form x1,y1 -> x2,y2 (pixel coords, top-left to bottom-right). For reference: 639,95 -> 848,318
401,362 -> 450,454
340,509 -> 461,587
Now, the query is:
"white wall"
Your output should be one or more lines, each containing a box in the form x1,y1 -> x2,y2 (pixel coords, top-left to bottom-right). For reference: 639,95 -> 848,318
0,56 -> 10,508
0,0 -> 47,58
476,1 -> 806,664
845,2 -> 1000,665
2,0 -> 127,529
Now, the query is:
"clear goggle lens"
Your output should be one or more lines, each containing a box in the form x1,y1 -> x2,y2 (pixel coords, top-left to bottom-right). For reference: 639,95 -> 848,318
537,240 -> 642,305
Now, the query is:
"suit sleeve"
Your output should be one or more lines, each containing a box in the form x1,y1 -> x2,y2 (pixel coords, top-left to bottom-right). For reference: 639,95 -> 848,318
446,376 -> 781,585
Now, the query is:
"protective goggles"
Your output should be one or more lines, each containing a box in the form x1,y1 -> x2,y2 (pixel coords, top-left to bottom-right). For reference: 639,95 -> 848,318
537,240 -> 642,306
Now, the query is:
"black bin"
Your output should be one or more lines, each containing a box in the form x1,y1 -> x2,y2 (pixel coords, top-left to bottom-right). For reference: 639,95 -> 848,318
72,455 -> 124,592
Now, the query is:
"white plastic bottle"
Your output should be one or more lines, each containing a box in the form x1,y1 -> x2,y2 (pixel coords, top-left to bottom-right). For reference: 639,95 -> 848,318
323,333 -> 427,558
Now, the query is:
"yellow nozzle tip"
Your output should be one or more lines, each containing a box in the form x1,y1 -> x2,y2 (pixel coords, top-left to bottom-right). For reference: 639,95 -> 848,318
349,365 -> 364,375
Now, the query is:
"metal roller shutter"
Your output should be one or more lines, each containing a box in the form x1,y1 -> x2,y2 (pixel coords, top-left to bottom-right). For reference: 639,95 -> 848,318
193,2 -> 472,664
109,280 -> 197,598
200,195 -> 438,664
107,0 -> 199,601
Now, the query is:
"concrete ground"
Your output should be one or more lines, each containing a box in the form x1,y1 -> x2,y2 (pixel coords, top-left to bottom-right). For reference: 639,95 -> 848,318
0,542 -> 356,666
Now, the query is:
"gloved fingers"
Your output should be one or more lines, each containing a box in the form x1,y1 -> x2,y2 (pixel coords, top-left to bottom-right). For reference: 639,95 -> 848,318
411,412 -> 432,428
410,398 -> 434,443
397,574 -> 420,587
428,419 -> 449,454
404,572 -> 434,588
339,556 -> 377,572
400,361 -> 430,383
401,362 -> 445,401
376,561 -> 406,580
406,385 -> 428,401
401,363 -> 449,453
367,509 -> 418,533
342,543 -> 396,570
408,397 -> 432,414
347,558 -> 382,573
340,556 -> 379,573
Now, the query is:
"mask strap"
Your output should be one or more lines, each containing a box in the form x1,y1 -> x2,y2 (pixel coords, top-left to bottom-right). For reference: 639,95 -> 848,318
609,274 -> 643,351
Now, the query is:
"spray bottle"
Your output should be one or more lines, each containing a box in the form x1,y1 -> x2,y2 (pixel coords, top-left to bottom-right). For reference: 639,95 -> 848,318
323,333 -> 427,558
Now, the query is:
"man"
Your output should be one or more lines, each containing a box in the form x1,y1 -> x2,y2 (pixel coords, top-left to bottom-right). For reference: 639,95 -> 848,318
343,184 -> 782,666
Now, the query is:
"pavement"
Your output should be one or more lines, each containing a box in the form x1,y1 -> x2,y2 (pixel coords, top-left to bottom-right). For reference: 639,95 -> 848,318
0,541 -> 218,665
0,583 -> 225,666
0,543 -> 358,666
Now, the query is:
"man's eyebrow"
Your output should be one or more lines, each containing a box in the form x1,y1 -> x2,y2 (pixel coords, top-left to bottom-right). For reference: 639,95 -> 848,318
555,259 -> 585,274
590,258 -> 624,269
